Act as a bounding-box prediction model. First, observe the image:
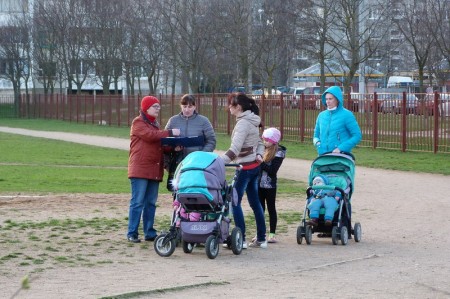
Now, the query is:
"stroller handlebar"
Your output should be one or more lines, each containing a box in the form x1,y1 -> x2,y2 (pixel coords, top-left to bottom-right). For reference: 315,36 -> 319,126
225,163 -> 242,169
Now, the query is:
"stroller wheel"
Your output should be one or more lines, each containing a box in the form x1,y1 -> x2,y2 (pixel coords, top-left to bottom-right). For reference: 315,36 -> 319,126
296,225 -> 304,244
305,225 -> 312,245
154,233 -> 176,257
205,235 -> 219,259
231,227 -> 243,255
340,226 -> 349,245
331,226 -> 339,245
353,222 -> 362,242
182,240 -> 195,253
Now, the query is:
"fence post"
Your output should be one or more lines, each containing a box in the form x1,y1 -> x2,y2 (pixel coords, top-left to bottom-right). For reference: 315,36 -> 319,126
260,94 -> 266,127
171,93 -> 175,117
299,93 -> 305,142
433,92 -> 439,153
68,94 -> 72,122
401,92 -> 406,152
56,94 -> 59,120
279,93 -> 284,135
212,93 -> 217,129
127,95 -> 131,127
119,95 -> 122,127
226,94 -> 231,135
373,92 -> 378,149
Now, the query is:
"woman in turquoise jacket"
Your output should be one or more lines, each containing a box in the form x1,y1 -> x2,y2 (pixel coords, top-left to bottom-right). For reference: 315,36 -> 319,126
313,86 -> 362,155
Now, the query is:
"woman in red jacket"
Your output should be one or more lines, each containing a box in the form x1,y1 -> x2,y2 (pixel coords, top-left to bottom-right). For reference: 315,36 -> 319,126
127,96 -> 180,243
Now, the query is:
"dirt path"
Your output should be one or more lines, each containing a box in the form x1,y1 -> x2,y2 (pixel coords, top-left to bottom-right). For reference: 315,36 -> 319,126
1,127 -> 450,299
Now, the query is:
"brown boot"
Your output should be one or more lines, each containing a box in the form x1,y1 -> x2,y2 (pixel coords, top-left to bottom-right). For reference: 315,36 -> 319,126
325,220 -> 332,226
307,218 -> 318,227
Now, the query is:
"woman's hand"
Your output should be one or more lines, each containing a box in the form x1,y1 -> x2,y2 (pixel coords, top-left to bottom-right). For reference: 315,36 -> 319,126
332,148 -> 341,153
256,154 -> 263,163
172,128 -> 181,136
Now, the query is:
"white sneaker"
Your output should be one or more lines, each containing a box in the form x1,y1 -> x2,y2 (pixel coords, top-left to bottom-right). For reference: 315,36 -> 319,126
224,241 -> 247,249
248,239 -> 267,249
242,241 -> 248,249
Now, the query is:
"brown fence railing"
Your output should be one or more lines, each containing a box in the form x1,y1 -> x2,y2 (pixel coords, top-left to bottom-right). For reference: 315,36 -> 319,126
0,92 -> 449,154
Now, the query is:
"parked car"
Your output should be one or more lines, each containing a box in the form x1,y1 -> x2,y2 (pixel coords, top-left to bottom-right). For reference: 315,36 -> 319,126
440,93 -> 450,117
421,93 -> 450,116
351,93 -> 383,112
252,89 -> 264,96
348,93 -> 362,112
380,93 -> 417,114
403,93 -> 419,114
302,86 -> 322,110
288,87 -> 305,108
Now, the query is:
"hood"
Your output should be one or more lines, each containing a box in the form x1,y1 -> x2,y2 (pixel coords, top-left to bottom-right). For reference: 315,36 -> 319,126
321,86 -> 343,109
312,174 -> 329,185
237,110 -> 261,127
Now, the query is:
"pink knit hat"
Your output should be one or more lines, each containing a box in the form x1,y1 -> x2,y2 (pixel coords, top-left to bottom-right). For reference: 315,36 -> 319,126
262,127 -> 281,144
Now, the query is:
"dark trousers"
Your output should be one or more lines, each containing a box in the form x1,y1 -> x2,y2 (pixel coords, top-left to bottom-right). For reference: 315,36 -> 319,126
258,188 -> 277,234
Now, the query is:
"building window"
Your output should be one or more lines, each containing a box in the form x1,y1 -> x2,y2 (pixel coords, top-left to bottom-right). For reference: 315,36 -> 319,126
295,50 -> 308,60
0,0 -> 27,12
369,7 -> 380,20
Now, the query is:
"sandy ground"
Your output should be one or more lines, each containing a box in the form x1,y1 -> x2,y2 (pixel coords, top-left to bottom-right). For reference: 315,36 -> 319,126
1,127 -> 450,299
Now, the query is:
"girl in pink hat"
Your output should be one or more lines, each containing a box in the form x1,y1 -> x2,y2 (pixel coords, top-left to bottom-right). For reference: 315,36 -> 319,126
257,127 -> 286,243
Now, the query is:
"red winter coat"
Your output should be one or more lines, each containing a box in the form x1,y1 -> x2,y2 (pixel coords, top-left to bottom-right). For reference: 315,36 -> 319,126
128,114 -> 171,181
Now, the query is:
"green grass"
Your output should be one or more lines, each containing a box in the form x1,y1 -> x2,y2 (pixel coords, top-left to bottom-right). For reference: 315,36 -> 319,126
0,118 -> 448,198
0,132 -> 129,193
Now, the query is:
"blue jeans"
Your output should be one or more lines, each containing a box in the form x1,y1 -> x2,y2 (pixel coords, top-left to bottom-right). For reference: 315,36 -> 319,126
233,166 -> 266,242
127,178 -> 159,239
308,196 -> 339,221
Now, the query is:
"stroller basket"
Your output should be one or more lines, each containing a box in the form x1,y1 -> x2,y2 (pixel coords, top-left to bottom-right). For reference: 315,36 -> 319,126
177,193 -> 221,212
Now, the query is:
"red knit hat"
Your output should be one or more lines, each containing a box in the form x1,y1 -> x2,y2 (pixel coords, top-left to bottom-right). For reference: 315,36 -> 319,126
141,96 -> 160,112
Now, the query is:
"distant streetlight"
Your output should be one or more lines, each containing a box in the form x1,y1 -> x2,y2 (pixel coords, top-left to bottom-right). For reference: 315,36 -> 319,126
376,62 -> 385,88
258,9 -> 263,23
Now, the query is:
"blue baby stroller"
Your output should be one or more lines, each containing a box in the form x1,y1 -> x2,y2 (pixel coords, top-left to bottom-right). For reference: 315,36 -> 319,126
154,151 -> 243,259
297,152 -> 362,245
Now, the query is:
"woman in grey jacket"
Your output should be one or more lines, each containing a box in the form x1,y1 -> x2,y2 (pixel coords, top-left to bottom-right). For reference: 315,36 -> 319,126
164,94 -> 216,190
221,93 -> 267,249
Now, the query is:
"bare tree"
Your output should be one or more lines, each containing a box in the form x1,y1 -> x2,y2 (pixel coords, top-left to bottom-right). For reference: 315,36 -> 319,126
429,0 -> 450,91
85,0 -> 125,95
161,0 -> 217,94
33,3 -> 58,95
212,0 -> 256,91
252,1 -> 298,92
327,0 -> 390,94
301,0 -> 339,92
394,0 -> 436,93
0,12 -> 31,112
36,0 -> 94,95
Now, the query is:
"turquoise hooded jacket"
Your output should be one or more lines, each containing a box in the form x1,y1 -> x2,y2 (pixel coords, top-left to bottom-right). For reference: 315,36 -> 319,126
313,86 -> 362,155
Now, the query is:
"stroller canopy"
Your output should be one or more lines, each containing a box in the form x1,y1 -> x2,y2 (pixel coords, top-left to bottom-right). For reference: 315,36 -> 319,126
173,151 -> 226,201
309,153 -> 356,198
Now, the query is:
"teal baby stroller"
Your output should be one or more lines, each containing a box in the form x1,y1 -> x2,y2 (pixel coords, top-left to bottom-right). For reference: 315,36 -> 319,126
154,151 -> 243,259
297,152 -> 362,245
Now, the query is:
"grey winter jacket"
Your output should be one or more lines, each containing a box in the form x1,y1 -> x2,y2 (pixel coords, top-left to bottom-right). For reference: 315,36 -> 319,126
165,111 -> 216,157
221,110 -> 265,164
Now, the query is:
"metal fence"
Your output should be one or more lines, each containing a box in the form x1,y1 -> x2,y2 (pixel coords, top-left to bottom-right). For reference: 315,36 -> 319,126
0,92 -> 449,154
